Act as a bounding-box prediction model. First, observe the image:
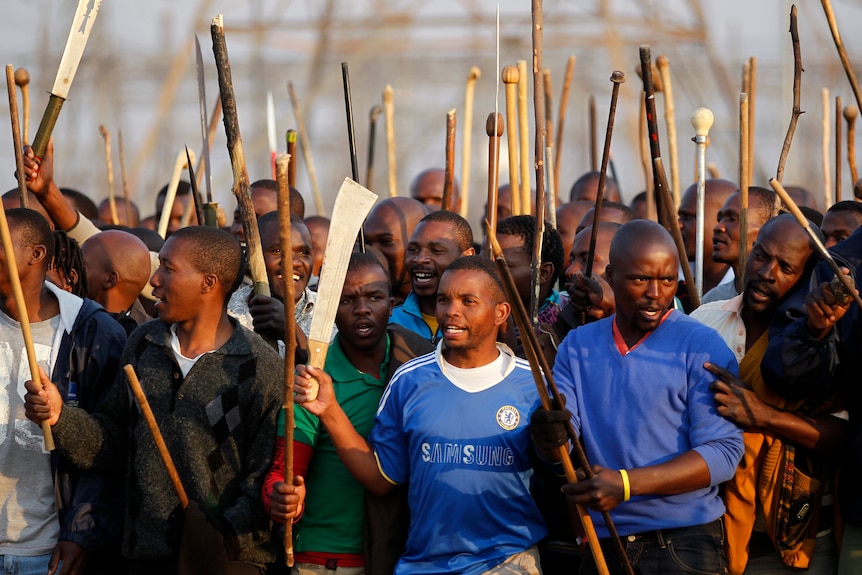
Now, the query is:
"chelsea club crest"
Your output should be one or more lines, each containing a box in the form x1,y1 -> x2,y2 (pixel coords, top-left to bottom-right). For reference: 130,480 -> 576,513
496,405 -> 520,430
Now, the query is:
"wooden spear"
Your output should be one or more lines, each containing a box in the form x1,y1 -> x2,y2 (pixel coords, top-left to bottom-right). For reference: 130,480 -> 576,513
739,94 -> 750,294
502,65 -> 521,215
823,88 -> 832,209
837,96 -> 843,201
287,129 -> 298,189
99,125 -> 119,225
442,110 -> 457,213
118,129 -> 133,226
554,55 -> 575,196
0,208 -> 54,449
211,14 -> 270,296
775,5 -> 804,185
517,60 -> 531,214
275,153 -> 296,567
461,67 -> 481,219
288,82 -> 325,216
6,65 -> 28,207
821,0 -> 862,115
530,0 -> 547,324
845,105 -> 858,186
656,56 -> 681,208
365,109 -> 380,191
383,84 -> 398,198
13,68 -> 30,146
486,112 -> 503,254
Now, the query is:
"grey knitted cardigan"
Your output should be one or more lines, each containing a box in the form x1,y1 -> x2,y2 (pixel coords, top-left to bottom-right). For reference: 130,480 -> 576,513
52,318 -> 282,566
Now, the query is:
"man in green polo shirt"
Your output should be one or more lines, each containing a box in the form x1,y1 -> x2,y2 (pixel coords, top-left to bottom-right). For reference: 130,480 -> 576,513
263,252 -> 432,574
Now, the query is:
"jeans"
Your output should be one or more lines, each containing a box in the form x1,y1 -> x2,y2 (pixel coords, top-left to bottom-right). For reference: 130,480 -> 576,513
0,554 -> 52,575
745,530 -> 837,575
580,519 -> 727,575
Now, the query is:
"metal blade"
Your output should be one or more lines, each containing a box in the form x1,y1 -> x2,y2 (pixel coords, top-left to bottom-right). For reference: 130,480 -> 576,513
195,35 -> 213,204
52,0 -> 103,99
307,178 -> 378,348
267,91 -> 277,155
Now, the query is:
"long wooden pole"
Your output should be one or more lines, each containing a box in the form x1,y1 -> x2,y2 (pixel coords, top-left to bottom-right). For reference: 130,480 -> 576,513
517,60 -> 531,214
13,67 -> 30,146
6,66 -> 28,207
125,365 -> 187,507
0,209 -> 54,449
739,94 -> 750,293
543,68 -> 554,175
461,67 -> 481,219
656,56 -> 681,208
288,82 -> 325,216
748,57 -> 757,180
822,88 -> 832,209
503,66 -> 521,215
640,46 -> 665,224
530,0 -> 547,325
275,153 -> 296,567
845,105 -> 858,186
775,5 -> 803,185
211,15 -> 270,296
442,110 -> 457,213
383,85 -> 398,198
99,125 -> 119,225
157,150 -> 190,238
554,55 -> 575,196
821,0 -> 862,115
287,129 -> 298,189
589,95 -> 598,173
365,109 -> 380,191
118,129 -> 133,226
485,112 -> 503,253
837,96 -> 843,201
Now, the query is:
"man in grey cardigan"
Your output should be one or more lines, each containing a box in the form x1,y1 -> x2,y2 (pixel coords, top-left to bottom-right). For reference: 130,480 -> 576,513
24,226 -> 303,574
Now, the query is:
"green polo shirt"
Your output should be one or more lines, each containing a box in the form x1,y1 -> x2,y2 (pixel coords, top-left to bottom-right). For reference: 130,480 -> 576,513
278,334 -> 391,556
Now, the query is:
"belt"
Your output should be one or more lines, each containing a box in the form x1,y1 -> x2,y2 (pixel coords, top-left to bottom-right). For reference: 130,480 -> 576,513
616,519 -> 723,546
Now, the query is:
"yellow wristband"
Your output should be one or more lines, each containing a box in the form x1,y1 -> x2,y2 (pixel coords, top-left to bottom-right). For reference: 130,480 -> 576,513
619,469 -> 631,502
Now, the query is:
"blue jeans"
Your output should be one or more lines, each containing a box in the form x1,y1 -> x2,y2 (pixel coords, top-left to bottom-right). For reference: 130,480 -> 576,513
0,554 -> 52,575
580,519 -> 728,575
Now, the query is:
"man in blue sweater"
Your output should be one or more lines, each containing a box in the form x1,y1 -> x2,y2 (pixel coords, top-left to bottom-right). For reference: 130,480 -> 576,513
546,220 -> 744,575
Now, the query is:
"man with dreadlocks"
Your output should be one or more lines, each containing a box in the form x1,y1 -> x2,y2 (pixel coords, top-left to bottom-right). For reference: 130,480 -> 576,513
47,230 -> 88,298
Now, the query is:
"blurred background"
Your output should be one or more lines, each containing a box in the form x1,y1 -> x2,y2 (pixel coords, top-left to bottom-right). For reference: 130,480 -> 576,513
1,0 -> 861,227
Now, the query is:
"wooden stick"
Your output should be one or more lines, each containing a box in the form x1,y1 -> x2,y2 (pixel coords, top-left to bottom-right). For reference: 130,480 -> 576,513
488,229 -> 623,575
99,125 -> 119,225
639,98 -> 654,205
543,68 -> 554,166
655,158 -> 700,308
692,107 -> 715,301
383,84 -> 398,198
195,97 -> 222,194
461,67 -> 481,218
845,105 -> 858,186
183,146 -> 204,228
748,57 -> 757,181
656,56 -> 681,208
823,89 -> 832,209
6,66 -> 28,208
776,6 -> 804,184
14,67 -> 30,146
517,60 -> 531,214
365,109 -> 380,191
486,112 -> 503,253
341,62 -> 360,183
771,178 -> 862,310
275,153 -> 296,567
640,46 -> 664,223
530,0 -> 547,324
288,82 -> 325,216
503,65 -> 521,215
585,72 -> 625,278
287,129 -> 298,189
821,0 -> 862,115
211,15 -> 270,296
118,129 -> 133,226
158,150 -> 190,238
125,365 -> 187,508
545,146 -> 556,228
837,96 -> 843,201
554,55 -> 575,196
739,94 -> 750,294
442,109 -> 457,212
589,95 -> 598,173
0,208 -> 54,449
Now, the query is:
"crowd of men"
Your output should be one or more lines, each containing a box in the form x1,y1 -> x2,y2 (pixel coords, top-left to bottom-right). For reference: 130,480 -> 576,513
2,131 -> 862,575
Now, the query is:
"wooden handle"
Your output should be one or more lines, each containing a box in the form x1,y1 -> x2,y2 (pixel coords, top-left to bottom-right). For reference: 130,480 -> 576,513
6,65 -> 28,208
32,94 -> 64,160
286,129 -> 297,189
14,67 -> 30,146
442,110 -> 456,212
502,66 -> 521,215
517,60 -> 530,215
124,365 -> 188,508
383,85 -> 397,198
461,67 -> 480,219
303,339 -> 330,402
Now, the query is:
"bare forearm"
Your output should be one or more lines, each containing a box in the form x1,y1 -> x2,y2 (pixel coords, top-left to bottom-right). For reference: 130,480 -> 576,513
34,181 -> 79,231
318,406 -> 393,497
762,410 -> 847,452
629,451 -> 711,497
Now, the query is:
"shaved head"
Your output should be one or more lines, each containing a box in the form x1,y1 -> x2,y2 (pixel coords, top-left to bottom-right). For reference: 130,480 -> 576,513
609,219 -> 679,269
82,230 -> 153,311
